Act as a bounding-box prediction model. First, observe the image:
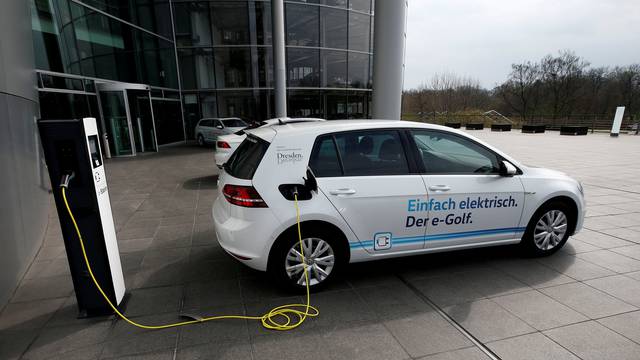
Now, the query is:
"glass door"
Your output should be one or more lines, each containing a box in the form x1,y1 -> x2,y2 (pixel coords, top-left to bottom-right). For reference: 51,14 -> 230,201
97,82 -> 159,157
127,90 -> 157,152
100,91 -> 134,156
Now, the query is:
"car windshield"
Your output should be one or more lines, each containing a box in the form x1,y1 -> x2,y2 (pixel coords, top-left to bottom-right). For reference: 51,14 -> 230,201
222,119 -> 247,128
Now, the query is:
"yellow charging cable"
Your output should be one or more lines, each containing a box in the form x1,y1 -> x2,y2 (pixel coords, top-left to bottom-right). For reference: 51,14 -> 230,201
61,187 -> 318,330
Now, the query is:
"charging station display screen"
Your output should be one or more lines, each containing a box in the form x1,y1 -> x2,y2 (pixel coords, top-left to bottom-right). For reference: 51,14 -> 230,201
88,135 -> 102,168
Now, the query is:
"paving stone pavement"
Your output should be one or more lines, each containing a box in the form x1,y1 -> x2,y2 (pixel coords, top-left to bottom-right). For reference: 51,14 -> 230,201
1,130 -> 640,359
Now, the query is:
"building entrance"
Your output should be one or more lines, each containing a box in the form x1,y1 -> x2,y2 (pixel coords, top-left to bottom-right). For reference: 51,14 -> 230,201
97,83 -> 158,156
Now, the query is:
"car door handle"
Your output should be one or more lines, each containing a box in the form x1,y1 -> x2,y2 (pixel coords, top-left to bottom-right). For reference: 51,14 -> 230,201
428,185 -> 451,192
329,188 -> 357,196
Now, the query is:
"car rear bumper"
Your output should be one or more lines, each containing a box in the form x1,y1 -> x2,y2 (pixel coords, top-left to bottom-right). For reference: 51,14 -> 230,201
212,196 -> 278,271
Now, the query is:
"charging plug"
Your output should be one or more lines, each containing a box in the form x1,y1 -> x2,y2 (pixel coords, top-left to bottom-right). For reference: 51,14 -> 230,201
303,167 -> 318,193
60,172 -> 76,188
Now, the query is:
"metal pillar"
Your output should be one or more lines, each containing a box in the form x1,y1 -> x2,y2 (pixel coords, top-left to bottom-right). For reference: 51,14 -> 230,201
168,0 -> 188,142
272,0 -> 287,117
372,0 -> 407,119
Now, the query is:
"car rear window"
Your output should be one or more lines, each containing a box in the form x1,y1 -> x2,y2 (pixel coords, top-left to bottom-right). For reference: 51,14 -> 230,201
224,136 -> 269,179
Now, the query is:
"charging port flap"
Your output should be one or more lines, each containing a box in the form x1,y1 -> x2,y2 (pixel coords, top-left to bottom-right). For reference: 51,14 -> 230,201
279,184 -> 312,201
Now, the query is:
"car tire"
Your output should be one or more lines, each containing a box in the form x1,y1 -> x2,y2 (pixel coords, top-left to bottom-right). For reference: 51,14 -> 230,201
268,225 -> 346,292
197,134 -> 205,146
520,201 -> 574,257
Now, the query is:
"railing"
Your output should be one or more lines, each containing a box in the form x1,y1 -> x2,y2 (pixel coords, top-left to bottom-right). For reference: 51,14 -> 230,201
483,110 -> 513,125
406,112 -> 638,133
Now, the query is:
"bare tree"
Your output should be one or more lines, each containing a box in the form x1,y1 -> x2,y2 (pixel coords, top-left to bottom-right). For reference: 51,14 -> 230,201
613,64 -> 640,119
402,51 -> 639,123
497,61 -> 540,121
430,72 -> 459,111
581,67 -> 608,115
540,50 -> 589,118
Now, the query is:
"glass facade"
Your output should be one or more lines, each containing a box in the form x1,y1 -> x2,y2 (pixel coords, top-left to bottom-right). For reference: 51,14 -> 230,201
31,0 -> 374,145
177,0 -> 373,135
31,0 -> 183,151
74,0 -> 174,38
31,0 -> 178,88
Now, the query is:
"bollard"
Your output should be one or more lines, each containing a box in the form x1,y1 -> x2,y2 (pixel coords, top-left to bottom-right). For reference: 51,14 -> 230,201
611,106 -> 625,137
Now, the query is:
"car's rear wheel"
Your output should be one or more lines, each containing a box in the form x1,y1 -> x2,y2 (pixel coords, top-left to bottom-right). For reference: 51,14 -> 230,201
269,228 -> 344,291
520,201 -> 573,256
197,134 -> 205,146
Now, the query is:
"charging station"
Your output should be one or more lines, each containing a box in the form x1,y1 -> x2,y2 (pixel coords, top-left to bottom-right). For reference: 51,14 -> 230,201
38,117 -> 126,317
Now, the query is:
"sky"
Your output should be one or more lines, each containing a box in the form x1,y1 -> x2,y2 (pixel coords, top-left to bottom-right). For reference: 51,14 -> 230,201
403,0 -> 640,90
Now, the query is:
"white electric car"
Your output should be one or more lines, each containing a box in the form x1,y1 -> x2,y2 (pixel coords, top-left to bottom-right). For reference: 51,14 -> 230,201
214,117 -> 324,168
213,120 -> 585,290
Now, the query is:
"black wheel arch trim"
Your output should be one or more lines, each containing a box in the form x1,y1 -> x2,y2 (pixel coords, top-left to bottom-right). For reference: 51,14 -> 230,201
532,196 -> 579,235
267,220 -> 351,272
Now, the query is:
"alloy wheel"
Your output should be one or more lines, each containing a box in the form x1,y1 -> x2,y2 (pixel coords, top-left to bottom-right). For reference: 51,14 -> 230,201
533,209 -> 568,251
285,237 -> 335,286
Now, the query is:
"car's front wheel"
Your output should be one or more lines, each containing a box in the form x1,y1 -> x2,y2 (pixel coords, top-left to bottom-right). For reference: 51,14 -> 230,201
521,201 -> 574,256
269,228 -> 344,292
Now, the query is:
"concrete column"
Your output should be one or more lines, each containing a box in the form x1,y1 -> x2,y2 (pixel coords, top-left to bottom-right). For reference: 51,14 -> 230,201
272,0 -> 287,117
371,0 -> 407,119
0,0 -> 49,307
168,0 -> 188,142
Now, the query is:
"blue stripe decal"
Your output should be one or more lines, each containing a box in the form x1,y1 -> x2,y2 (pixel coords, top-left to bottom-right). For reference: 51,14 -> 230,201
349,227 -> 526,249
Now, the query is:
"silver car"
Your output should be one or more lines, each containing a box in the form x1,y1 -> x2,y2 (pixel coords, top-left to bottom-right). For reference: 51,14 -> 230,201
214,117 -> 325,168
195,117 -> 248,146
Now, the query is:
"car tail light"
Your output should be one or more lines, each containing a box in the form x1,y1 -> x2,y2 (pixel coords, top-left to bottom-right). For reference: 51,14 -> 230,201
222,184 -> 268,208
217,141 -> 231,149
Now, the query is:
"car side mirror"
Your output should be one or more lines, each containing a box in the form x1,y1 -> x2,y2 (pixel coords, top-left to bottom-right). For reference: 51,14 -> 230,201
216,125 -> 223,129
500,160 -> 517,177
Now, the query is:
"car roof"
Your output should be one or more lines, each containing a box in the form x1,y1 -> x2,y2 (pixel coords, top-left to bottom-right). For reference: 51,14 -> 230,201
246,119 -> 452,139
245,119 -> 524,169
200,117 -> 243,121
262,117 -> 325,125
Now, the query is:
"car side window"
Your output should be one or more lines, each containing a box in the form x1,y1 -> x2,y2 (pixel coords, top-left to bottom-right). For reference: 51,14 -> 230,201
309,136 -> 342,177
213,120 -> 222,128
336,130 -> 409,176
410,130 -> 500,174
310,131 -> 411,177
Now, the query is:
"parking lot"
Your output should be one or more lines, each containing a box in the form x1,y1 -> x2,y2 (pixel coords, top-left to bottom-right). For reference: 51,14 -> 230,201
2,129 -> 640,360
